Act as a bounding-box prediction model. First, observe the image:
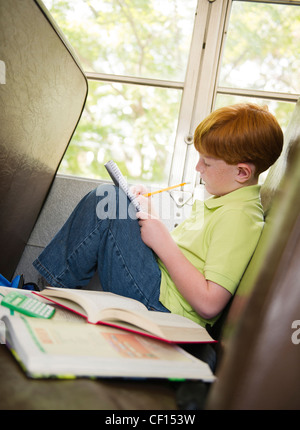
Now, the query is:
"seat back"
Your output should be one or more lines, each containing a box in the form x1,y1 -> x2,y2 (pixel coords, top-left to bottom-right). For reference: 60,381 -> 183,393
0,0 -> 88,279
206,99 -> 300,409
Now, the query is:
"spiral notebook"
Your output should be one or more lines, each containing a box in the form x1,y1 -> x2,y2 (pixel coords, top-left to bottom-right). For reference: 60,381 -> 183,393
105,160 -> 141,211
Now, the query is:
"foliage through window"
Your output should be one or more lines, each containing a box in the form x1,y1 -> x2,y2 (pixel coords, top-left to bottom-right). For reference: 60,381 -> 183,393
215,1 -> 300,131
44,0 -> 197,185
44,0 -> 300,187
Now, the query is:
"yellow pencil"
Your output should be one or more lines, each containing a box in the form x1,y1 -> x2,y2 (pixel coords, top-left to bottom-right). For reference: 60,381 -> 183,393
143,182 -> 189,197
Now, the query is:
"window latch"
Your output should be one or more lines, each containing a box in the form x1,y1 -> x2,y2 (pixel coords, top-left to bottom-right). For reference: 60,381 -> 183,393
184,134 -> 194,145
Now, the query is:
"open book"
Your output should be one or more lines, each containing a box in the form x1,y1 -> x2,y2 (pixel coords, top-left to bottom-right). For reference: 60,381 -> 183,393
36,287 -> 214,344
0,287 -> 214,381
105,160 -> 141,211
1,313 -> 215,381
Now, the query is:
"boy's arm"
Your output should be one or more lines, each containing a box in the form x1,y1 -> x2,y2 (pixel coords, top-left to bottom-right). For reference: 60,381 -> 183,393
136,210 -> 231,320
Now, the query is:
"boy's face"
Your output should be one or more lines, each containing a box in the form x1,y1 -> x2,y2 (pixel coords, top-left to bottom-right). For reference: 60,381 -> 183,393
196,154 -> 241,196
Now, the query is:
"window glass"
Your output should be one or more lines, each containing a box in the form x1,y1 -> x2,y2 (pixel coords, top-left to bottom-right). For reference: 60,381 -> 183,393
215,94 -> 295,132
215,0 -> 299,178
58,81 -> 182,185
219,1 -> 300,94
44,0 -> 197,184
44,0 -> 197,81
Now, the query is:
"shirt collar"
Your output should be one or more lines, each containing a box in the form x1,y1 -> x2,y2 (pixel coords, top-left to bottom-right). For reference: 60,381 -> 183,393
204,184 -> 261,210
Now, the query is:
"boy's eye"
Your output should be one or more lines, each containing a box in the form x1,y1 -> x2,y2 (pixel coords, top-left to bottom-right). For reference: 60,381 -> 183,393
199,155 -> 211,167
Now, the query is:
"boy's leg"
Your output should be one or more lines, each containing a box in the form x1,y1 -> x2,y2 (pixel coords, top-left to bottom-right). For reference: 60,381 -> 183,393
33,184 -> 168,311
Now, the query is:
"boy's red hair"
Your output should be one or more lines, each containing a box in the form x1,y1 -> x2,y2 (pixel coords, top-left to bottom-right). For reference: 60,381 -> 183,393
194,103 -> 283,176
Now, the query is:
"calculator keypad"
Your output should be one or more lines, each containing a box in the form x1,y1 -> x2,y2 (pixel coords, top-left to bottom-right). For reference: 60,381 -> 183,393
1,292 -> 55,319
20,298 -> 54,318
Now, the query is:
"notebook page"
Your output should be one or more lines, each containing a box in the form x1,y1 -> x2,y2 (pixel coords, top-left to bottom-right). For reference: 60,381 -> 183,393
105,160 -> 141,211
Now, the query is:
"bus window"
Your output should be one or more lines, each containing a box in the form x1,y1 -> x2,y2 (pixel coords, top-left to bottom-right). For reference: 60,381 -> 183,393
43,0 -> 300,191
43,0 -> 197,186
215,0 -> 300,131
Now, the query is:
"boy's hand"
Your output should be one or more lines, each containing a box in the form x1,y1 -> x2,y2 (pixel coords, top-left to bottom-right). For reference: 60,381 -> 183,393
130,184 -> 148,197
132,183 -> 171,254
136,211 -> 171,255
130,184 -> 158,214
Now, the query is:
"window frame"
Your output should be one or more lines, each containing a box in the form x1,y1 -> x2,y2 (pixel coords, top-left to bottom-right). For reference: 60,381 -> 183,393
55,0 -> 300,194
170,0 -> 300,196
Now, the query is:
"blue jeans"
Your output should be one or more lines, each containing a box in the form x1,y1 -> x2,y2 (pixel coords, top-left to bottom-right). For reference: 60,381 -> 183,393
33,184 -> 169,312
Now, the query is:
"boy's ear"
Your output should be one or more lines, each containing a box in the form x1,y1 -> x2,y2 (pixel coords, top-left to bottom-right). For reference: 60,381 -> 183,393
236,162 -> 255,183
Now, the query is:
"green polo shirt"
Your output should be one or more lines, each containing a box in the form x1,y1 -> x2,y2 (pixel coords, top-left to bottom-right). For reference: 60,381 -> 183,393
158,185 -> 264,327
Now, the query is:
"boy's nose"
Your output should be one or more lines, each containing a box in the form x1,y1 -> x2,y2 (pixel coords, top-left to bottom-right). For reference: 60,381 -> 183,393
196,159 -> 204,174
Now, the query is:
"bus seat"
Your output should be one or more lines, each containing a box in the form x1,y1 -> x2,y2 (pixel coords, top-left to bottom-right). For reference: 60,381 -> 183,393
261,99 -> 300,215
13,175 -> 104,290
0,0 -> 88,280
206,97 -> 300,409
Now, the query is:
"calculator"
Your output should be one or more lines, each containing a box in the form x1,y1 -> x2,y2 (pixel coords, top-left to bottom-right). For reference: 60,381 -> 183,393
0,291 -> 55,319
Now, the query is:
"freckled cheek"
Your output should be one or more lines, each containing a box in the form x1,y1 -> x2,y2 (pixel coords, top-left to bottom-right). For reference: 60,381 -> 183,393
212,168 -> 232,188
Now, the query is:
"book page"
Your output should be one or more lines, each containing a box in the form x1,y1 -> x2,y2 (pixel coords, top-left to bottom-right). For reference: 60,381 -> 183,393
41,288 -> 147,310
3,315 -> 215,381
100,308 -> 214,343
16,318 -> 178,360
37,288 -> 147,322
